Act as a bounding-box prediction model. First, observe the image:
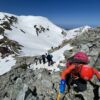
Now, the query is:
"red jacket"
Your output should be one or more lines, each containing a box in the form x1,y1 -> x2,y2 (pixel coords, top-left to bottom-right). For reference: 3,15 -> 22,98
61,64 -> 100,80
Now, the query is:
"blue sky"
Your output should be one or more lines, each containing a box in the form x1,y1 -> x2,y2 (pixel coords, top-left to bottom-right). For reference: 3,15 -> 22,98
0,0 -> 100,27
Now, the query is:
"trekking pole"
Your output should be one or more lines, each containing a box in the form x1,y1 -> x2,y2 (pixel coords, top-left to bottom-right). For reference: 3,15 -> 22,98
56,92 -> 60,100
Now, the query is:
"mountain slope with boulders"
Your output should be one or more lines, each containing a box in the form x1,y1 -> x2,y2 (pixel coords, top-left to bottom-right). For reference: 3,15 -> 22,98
0,27 -> 100,100
62,27 -> 100,100
67,27 -> 100,67
0,12 -> 100,100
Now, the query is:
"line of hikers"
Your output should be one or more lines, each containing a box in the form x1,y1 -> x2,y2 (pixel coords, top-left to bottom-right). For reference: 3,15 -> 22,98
34,53 -> 54,66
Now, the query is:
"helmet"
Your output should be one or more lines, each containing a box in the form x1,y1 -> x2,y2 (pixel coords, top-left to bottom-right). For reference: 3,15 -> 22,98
80,65 -> 94,80
73,52 -> 89,64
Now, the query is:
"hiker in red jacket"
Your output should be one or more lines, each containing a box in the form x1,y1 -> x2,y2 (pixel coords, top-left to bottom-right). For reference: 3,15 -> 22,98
59,52 -> 100,93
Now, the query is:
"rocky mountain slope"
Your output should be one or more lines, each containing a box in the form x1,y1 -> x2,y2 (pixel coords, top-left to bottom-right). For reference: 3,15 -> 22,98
0,27 -> 100,100
68,27 -> 100,67
0,12 -> 100,100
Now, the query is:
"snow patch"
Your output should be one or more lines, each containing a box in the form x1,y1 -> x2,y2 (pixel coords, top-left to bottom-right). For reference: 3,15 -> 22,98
65,26 -> 91,40
0,35 -> 4,39
0,55 -> 16,75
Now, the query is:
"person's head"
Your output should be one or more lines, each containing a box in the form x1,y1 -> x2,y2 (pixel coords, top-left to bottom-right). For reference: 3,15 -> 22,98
73,52 -> 89,64
67,51 -> 89,65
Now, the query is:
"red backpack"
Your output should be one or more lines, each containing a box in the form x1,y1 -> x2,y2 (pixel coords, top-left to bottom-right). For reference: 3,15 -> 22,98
80,65 -> 94,80
70,64 -> 94,80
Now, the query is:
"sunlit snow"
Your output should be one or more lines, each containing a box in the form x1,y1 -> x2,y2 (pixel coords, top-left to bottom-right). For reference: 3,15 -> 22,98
0,55 -> 16,75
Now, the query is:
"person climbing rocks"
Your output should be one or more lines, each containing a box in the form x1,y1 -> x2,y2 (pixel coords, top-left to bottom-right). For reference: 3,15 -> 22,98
47,53 -> 53,66
59,51 -> 100,94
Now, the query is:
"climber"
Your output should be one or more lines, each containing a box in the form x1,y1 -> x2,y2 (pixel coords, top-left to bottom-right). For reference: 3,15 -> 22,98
42,54 -> 46,64
47,53 -> 53,66
59,52 -> 100,93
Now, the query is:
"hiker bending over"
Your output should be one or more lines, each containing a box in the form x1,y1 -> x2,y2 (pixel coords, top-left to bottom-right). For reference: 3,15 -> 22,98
59,52 -> 100,93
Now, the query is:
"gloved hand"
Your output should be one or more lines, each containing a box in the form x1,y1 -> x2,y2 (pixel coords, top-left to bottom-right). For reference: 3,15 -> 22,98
59,79 -> 66,93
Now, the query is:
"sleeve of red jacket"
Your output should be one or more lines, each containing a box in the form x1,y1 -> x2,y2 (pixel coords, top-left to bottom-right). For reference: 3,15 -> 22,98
93,68 -> 100,79
61,64 -> 75,80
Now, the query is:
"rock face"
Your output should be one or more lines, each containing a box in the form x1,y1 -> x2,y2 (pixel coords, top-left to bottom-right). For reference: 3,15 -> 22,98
0,67 -> 60,100
0,66 -> 100,100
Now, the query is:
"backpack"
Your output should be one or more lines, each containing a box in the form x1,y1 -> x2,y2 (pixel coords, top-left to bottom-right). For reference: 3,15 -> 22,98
70,64 -> 94,81
80,65 -> 94,80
